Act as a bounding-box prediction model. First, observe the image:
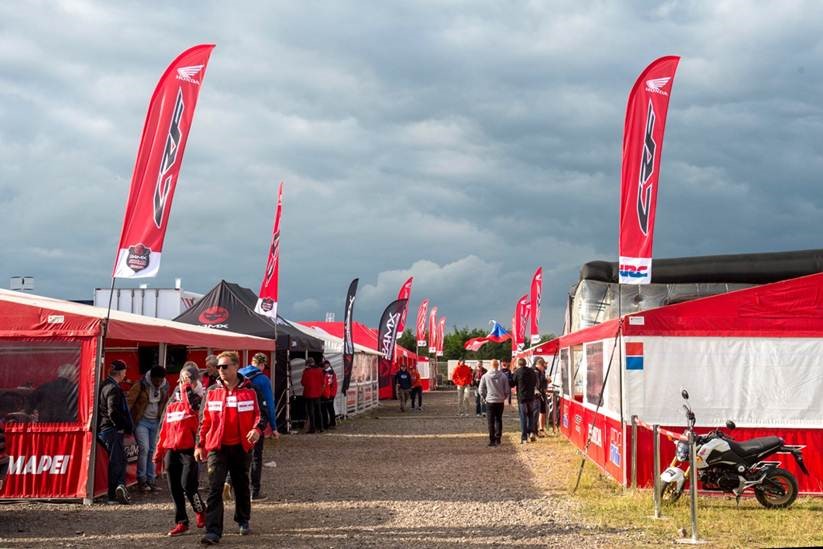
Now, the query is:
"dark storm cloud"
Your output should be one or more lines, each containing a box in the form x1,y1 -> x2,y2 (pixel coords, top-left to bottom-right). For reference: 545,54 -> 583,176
2,1 -> 823,333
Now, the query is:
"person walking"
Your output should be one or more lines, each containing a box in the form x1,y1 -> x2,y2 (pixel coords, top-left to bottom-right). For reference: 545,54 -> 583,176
320,360 -> 338,429
451,360 -> 472,416
97,359 -> 133,505
500,361 -> 514,405
239,353 -> 279,501
153,363 -> 206,537
202,355 -> 219,389
478,359 -> 510,447
127,365 -> 169,492
472,361 -> 488,417
394,363 -> 413,412
195,351 -> 265,545
535,358 -> 549,436
512,358 -> 538,444
409,365 -> 423,411
300,358 -> 324,434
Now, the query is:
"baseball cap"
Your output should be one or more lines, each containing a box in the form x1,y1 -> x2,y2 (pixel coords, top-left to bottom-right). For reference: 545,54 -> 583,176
110,359 -> 127,371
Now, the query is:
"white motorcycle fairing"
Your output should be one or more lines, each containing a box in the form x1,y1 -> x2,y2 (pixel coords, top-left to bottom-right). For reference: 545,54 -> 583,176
660,466 -> 686,492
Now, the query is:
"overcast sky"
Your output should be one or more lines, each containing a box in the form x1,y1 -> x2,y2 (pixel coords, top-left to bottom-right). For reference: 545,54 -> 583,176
2,1 -> 823,334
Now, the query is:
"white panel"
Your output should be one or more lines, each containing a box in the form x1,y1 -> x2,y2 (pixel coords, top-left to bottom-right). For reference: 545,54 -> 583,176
627,337 -> 823,427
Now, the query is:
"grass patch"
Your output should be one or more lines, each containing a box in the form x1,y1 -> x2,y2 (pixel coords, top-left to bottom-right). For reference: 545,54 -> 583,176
545,435 -> 823,548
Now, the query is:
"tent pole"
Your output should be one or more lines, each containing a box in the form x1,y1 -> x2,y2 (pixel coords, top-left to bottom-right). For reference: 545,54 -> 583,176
285,347 -> 291,434
84,333 -> 105,505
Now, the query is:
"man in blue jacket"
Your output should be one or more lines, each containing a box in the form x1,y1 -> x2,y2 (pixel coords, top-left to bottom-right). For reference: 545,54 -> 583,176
239,353 -> 278,501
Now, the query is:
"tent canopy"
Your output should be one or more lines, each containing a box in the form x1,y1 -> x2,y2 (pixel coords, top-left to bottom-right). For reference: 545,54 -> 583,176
173,280 -> 323,352
299,321 -> 424,360
0,288 -> 273,349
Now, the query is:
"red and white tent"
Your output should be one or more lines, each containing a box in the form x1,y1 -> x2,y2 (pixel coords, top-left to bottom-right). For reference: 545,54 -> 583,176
298,321 -> 429,398
0,289 -> 273,502
532,273 -> 823,494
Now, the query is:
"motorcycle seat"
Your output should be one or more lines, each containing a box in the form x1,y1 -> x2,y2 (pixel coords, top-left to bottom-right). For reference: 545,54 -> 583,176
728,435 -> 783,457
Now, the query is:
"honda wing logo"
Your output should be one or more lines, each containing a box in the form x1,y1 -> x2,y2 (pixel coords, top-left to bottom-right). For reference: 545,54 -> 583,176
636,100 -> 656,235
645,77 -> 671,95
153,88 -> 185,228
176,65 -> 204,85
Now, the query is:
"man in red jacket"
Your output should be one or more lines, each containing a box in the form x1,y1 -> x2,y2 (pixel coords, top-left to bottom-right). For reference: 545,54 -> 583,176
300,358 -> 325,434
195,351 -> 265,545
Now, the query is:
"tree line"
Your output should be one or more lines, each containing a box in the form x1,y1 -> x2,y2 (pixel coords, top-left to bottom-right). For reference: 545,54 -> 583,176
396,327 -> 556,362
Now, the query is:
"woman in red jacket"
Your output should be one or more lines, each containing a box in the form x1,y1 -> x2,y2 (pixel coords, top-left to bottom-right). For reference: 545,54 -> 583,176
153,363 -> 205,537
320,360 -> 338,430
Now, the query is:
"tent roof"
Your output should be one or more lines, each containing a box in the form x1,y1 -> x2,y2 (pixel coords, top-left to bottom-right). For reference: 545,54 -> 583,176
299,321 -> 424,360
173,281 -> 323,352
0,288 -> 274,350
535,271 -> 823,353
290,323 -> 379,355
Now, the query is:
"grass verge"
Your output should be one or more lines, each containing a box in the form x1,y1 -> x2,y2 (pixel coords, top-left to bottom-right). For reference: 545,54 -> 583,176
545,435 -> 823,548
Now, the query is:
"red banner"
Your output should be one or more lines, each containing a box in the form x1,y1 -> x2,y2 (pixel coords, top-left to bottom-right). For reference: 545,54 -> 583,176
618,56 -> 680,284
436,317 -> 446,357
529,266 -> 543,344
113,44 -> 215,278
512,294 -> 529,355
415,298 -> 429,347
255,182 -> 284,318
428,306 -> 438,353
1,431 -> 89,498
396,276 -> 414,333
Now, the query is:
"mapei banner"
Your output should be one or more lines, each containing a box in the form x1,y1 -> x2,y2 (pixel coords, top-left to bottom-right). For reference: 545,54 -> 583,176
618,55 -> 680,284
113,44 -> 215,278
255,182 -> 284,318
1,431 -> 88,498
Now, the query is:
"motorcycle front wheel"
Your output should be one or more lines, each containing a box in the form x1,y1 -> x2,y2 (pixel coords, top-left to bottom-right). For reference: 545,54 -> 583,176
658,480 -> 683,504
754,468 -> 798,509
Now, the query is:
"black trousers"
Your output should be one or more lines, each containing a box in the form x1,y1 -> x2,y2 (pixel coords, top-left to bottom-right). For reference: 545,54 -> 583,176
98,429 -> 126,500
206,445 -> 252,538
486,402 -> 504,444
165,449 -> 203,525
410,387 -> 423,408
321,398 -> 336,429
250,437 -> 264,496
304,398 -> 323,433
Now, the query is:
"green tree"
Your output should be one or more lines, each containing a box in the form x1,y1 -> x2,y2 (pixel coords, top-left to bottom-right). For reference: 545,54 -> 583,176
396,328 -> 417,353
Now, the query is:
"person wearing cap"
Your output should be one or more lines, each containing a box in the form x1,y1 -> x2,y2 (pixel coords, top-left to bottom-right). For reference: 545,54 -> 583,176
153,363 -> 206,537
239,352 -> 279,501
195,351 -> 265,545
97,359 -> 134,504
300,358 -> 325,434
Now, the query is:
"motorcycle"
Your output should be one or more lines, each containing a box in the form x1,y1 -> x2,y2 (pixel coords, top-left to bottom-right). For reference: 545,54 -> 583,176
658,388 -> 808,509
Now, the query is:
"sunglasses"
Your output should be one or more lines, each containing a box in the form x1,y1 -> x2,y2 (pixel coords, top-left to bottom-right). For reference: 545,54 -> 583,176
217,363 -> 233,370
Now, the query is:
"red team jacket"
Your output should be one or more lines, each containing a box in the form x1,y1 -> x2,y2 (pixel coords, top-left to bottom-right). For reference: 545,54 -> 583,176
301,367 -> 325,399
321,369 -> 338,399
198,375 -> 264,453
155,384 -> 200,453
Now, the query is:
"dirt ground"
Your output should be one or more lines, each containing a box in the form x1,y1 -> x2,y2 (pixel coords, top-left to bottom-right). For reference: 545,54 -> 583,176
0,391 -> 643,548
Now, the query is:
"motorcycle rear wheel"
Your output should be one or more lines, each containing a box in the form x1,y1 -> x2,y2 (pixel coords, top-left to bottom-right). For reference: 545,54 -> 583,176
754,468 -> 798,509
658,480 -> 683,504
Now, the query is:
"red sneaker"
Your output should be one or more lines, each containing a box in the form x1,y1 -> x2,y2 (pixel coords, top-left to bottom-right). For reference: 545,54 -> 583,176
195,511 -> 206,529
167,522 -> 189,537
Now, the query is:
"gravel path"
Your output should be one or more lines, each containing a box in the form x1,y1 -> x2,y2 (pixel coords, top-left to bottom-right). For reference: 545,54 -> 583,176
0,391 -> 639,548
